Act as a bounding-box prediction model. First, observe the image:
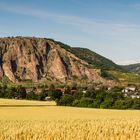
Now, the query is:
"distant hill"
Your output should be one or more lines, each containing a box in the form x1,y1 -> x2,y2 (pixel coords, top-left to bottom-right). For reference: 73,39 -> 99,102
122,63 -> 140,75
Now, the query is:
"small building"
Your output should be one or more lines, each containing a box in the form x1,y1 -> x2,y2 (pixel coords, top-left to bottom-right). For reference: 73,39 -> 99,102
131,95 -> 140,99
122,86 -> 137,94
122,86 -> 140,98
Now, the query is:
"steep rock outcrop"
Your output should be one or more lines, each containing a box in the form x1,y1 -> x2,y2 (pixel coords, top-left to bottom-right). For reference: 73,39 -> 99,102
0,37 -> 107,84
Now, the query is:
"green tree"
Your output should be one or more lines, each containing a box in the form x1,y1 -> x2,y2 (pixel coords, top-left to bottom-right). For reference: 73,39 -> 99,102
49,84 -> 55,90
132,98 -> 140,109
57,94 -> 74,106
37,93 -> 46,101
0,85 -> 5,98
71,82 -> 77,90
114,100 -> 126,109
88,100 -> 100,108
64,86 -> 71,95
74,90 -> 84,100
26,91 -> 38,100
48,90 -> 62,100
4,87 -> 14,98
16,85 -> 26,99
84,90 -> 96,99
72,98 -> 93,107
100,99 -> 114,109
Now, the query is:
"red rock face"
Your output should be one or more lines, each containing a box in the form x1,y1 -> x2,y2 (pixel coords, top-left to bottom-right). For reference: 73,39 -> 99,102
0,37 -> 108,84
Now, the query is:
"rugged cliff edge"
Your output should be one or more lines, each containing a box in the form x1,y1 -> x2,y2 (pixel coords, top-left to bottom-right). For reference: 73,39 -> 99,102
0,37 -> 112,85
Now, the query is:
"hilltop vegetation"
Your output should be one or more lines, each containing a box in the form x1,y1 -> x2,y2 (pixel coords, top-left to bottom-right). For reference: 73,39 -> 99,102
57,41 -> 124,71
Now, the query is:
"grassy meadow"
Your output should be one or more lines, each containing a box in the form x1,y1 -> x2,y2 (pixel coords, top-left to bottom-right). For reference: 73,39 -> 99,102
0,99 -> 140,140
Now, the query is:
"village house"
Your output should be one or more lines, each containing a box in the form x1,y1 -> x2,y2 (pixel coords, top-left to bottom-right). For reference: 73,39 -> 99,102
122,86 -> 136,93
122,86 -> 140,98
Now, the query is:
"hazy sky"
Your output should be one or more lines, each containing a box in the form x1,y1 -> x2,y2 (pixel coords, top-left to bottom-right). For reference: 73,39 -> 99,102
0,0 -> 140,65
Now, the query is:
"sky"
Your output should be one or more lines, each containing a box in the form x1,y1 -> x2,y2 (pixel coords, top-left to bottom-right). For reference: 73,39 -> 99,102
0,0 -> 140,65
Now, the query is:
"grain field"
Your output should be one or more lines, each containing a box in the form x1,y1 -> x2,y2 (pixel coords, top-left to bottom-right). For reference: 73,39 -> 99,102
0,99 -> 140,140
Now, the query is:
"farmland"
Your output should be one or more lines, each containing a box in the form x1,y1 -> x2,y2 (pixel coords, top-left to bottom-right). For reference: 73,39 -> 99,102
0,99 -> 140,140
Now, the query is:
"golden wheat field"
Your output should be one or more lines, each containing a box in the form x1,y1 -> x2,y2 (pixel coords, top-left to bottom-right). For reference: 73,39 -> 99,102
0,99 -> 140,140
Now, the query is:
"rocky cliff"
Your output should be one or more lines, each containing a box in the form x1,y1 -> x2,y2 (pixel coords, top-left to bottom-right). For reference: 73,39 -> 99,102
0,37 -> 110,84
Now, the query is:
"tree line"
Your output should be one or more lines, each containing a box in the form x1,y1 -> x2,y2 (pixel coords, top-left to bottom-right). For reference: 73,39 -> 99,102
0,85 -> 45,101
56,86 -> 140,109
0,84 -> 140,109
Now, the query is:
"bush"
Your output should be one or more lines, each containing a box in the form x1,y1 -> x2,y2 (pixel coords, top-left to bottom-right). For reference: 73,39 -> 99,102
74,90 -> 84,100
16,86 -> 26,99
100,99 -> 114,109
72,100 -> 81,106
57,94 -> 74,106
101,70 -> 114,80
73,98 -> 94,107
48,90 -> 62,100
132,99 -> 140,109
4,87 -> 14,99
88,100 -> 100,108
83,90 -> 96,99
113,100 -> 127,109
37,93 -> 46,101
95,90 -> 107,104
110,86 -> 123,92
26,92 -> 38,100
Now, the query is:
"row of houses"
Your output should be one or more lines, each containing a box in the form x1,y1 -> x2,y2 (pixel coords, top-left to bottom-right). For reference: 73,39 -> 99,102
25,85 -> 140,99
122,86 -> 140,99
